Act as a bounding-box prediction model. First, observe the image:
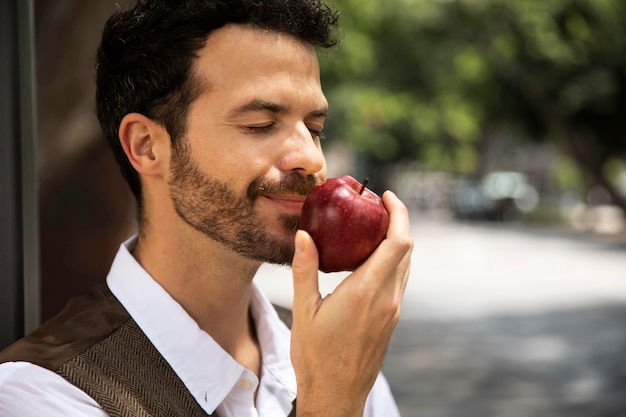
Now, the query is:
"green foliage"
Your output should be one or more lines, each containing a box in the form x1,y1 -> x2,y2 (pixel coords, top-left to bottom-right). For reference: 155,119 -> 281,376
553,156 -> 584,190
321,0 -> 626,208
604,158 -> 626,188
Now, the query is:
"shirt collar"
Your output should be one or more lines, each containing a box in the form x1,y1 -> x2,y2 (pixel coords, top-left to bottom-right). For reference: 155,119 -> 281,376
106,235 -> 296,415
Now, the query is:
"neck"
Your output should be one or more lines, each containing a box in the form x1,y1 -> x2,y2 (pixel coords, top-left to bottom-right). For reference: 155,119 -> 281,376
133,223 -> 263,375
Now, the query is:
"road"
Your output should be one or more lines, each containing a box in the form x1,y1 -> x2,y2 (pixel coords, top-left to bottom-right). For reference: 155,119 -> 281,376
254,216 -> 626,416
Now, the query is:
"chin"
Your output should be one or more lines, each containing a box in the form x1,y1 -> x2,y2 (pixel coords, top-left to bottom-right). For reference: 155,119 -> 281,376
257,239 -> 295,266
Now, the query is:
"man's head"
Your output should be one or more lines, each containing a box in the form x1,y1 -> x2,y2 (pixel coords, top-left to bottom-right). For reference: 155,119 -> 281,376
96,0 -> 339,208
96,0 -> 339,265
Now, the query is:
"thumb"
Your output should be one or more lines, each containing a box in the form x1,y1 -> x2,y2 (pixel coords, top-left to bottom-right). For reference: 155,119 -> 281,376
292,230 -> 321,312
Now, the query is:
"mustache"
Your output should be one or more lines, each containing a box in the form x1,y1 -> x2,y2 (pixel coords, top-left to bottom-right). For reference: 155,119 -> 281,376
248,174 -> 323,199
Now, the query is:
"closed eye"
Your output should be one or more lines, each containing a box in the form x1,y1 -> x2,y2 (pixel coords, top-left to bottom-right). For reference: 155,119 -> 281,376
246,123 -> 276,134
309,128 -> 325,140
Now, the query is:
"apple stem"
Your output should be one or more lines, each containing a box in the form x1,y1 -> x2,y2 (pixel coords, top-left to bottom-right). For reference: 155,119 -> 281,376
359,178 -> 369,195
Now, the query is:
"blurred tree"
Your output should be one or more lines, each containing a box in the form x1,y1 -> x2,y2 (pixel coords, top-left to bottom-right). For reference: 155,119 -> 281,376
321,0 -> 626,211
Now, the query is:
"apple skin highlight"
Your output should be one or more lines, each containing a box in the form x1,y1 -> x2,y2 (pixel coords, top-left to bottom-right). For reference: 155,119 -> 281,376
299,175 -> 390,273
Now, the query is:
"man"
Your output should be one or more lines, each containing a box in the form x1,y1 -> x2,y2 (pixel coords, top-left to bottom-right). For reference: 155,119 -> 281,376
0,0 -> 413,416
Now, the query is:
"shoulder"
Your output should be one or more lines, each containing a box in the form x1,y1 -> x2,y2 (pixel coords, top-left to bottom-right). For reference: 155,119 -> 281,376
0,283 -> 130,370
0,362 -> 108,416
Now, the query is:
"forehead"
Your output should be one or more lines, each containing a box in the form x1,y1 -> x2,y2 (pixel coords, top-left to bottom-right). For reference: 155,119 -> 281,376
193,24 -> 322,92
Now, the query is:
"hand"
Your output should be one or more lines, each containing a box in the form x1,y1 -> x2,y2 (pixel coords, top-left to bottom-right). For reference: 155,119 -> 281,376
291,190 -> 413,417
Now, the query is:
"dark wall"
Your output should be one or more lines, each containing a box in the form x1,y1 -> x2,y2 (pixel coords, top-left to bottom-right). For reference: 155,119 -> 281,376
0,0 -> 25,348
1,0 -> 39,348
35,1 -> 136,321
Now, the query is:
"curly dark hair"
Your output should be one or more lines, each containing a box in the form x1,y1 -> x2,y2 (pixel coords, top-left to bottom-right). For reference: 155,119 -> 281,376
96,0 -> 340,206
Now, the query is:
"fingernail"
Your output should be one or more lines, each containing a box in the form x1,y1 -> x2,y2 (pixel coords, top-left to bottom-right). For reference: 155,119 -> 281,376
295,230 -> 306,253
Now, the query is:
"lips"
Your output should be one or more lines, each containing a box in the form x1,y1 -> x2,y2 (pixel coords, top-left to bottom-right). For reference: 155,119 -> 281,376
260,194 -> 307,215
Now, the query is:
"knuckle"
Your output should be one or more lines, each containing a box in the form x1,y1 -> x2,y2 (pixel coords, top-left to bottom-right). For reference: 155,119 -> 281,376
390,234 -> 413,253
381,299 -> 402,325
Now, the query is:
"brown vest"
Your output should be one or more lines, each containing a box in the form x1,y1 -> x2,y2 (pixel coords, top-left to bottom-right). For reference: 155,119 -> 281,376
0,283 -> 296,417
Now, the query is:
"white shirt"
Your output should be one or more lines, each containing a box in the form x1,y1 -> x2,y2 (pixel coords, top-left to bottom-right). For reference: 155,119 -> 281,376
0,236 -> 400,416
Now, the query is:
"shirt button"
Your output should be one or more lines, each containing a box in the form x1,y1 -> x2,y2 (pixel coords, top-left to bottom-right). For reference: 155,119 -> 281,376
238,378 -> 253,390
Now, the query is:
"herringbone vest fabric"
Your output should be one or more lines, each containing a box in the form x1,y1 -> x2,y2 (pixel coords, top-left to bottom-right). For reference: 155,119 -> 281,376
0,283 -> 296,417
58,318 -> 213,417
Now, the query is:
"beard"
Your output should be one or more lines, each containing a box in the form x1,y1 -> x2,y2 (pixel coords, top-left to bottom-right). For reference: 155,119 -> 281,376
168,139 -> 321,265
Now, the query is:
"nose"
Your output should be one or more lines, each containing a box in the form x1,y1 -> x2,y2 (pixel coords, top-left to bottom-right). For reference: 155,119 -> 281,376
279,122 -> 326,177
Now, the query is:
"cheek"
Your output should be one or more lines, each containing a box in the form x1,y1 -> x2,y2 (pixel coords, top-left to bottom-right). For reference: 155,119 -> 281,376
213,155 -> 271,194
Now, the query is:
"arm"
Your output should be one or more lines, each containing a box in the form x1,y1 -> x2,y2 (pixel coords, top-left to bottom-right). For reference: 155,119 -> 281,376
290,191 -> 413,417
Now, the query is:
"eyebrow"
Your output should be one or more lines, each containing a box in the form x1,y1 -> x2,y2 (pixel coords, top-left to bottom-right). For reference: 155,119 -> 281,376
227,99 -> 328,119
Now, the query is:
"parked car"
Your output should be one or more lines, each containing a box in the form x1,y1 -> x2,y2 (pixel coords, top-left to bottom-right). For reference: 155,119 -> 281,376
450,171 -> 539,221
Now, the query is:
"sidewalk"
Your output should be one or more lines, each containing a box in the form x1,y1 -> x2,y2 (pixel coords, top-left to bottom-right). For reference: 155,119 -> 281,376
385,303 -> 626,417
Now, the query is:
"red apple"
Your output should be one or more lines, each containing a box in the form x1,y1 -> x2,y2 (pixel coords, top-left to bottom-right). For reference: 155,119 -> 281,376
299,176 -> 390,273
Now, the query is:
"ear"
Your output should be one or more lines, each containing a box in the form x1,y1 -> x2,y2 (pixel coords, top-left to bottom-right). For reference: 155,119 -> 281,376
118,113 -> 169,177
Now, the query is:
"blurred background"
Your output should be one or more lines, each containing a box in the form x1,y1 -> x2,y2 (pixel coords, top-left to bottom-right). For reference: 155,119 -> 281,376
5,0 -> 626,416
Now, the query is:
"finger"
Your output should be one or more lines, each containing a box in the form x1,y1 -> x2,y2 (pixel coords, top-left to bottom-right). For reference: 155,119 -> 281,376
354,191 -> 413,291
382,190 -> 411,241
397,249 -> 412,296
359,190 -> 412,271
383,191 -> 413,289
291,230 -> 321,314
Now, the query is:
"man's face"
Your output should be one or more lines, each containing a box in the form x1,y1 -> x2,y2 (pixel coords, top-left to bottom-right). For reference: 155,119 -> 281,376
168,24 -> 328,265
